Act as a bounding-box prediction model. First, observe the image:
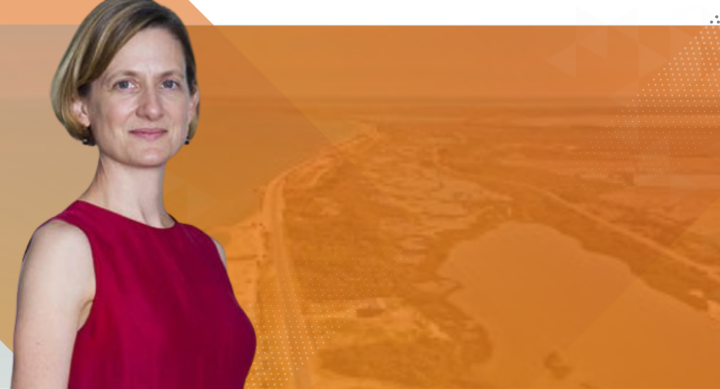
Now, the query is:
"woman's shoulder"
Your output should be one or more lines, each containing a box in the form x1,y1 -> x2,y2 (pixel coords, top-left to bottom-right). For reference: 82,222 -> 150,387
19,219 -> 96,323
23,218 -> 92,265
25,218 -> 93,266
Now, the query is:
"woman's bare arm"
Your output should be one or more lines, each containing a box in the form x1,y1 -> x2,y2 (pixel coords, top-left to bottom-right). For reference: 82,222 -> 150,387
11,220 -> 95,389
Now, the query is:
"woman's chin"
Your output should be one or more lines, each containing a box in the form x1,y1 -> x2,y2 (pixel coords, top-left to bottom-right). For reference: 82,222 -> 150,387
130,151 -> 176,167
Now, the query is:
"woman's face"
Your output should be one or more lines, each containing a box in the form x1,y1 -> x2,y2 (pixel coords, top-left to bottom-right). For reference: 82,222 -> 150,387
73,27 -> 199,167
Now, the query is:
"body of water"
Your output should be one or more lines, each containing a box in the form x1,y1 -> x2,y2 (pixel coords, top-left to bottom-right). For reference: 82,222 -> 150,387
439,222 -> 720,387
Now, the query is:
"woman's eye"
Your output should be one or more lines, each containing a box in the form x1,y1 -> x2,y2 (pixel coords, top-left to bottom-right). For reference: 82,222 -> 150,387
115,80 -> 133,89
163,80 -> 180,89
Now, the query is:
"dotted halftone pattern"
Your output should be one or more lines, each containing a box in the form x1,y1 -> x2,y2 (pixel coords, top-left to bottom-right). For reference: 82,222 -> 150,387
242,254 -> 396,388
560,26 -> 718,199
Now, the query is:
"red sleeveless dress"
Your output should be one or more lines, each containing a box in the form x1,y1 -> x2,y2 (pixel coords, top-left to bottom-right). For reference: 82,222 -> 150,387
34,200 -> 257,388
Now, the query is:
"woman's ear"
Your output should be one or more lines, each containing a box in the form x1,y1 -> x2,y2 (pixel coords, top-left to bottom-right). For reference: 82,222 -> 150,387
71,96 -> 91,128
188,88 -> 199,122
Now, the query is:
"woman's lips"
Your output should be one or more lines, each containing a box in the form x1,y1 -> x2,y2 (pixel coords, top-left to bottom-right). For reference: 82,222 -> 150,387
129,128 -> 167,140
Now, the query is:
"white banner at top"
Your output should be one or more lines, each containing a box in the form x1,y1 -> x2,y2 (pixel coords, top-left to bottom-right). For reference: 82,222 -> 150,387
188,0 -> 719,26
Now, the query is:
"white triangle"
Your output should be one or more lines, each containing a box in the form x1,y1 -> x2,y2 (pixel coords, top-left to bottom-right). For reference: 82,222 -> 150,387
0,341 -> 12,388
576,4 -> 634,26
612,8 -> 639,26
576,7 -> 606,25
672,7 -> 704,26
611,8 -> 639,42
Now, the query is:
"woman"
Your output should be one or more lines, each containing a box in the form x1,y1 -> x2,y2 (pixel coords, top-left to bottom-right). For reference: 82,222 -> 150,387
11,0 -> 257,387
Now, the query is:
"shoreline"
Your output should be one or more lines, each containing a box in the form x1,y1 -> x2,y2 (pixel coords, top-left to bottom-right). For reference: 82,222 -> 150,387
205,119 -> 379,322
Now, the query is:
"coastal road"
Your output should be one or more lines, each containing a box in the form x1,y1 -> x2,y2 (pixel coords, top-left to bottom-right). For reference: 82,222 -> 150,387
258,122 -> 379,388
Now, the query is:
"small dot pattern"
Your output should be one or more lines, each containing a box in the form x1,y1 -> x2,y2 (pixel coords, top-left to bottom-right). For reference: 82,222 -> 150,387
243,233 -> 397,388
558,26 -> 718,201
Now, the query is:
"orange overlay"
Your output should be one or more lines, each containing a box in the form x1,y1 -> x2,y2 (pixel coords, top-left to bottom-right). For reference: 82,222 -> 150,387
2,20 -> 720,388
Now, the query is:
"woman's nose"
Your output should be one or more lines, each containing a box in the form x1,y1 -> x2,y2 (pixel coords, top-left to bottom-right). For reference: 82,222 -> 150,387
136,88 -> 164,121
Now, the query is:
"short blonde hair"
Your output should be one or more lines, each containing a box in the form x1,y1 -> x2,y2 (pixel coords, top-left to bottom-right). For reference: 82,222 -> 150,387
51,0 -> 199,146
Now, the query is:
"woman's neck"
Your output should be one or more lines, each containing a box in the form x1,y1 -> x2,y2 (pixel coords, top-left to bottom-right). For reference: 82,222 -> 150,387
79,155 -> 172,228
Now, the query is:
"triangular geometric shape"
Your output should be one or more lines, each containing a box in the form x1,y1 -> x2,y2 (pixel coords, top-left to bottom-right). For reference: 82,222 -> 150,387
670,27 -> 695,56
578,27 -> 608,60
686,197 -> 720,233
613,25 -> 640,43
0,341 -> 12,388
160,0 -> 213,25
576,7 -> 606,25
186,182 -> 221,221
164,170 -> 188,193
547,43 -> 577,78
609,80 -> 639,107
301,117 -> 368,146
639,43 -> 667,77
672,7 -> 704,26
612,9 -> 639,41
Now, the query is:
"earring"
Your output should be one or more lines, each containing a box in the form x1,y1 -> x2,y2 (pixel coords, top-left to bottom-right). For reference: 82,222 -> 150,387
82,126 -> 92,146
185,136 -> 190,145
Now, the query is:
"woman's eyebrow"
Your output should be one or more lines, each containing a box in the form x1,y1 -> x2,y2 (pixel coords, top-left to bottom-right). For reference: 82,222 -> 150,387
105,69 -> 185,80
158,70 -> 186,79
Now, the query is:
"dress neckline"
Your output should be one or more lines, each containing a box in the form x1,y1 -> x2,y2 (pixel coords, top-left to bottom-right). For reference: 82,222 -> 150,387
73,200 -> 180,231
